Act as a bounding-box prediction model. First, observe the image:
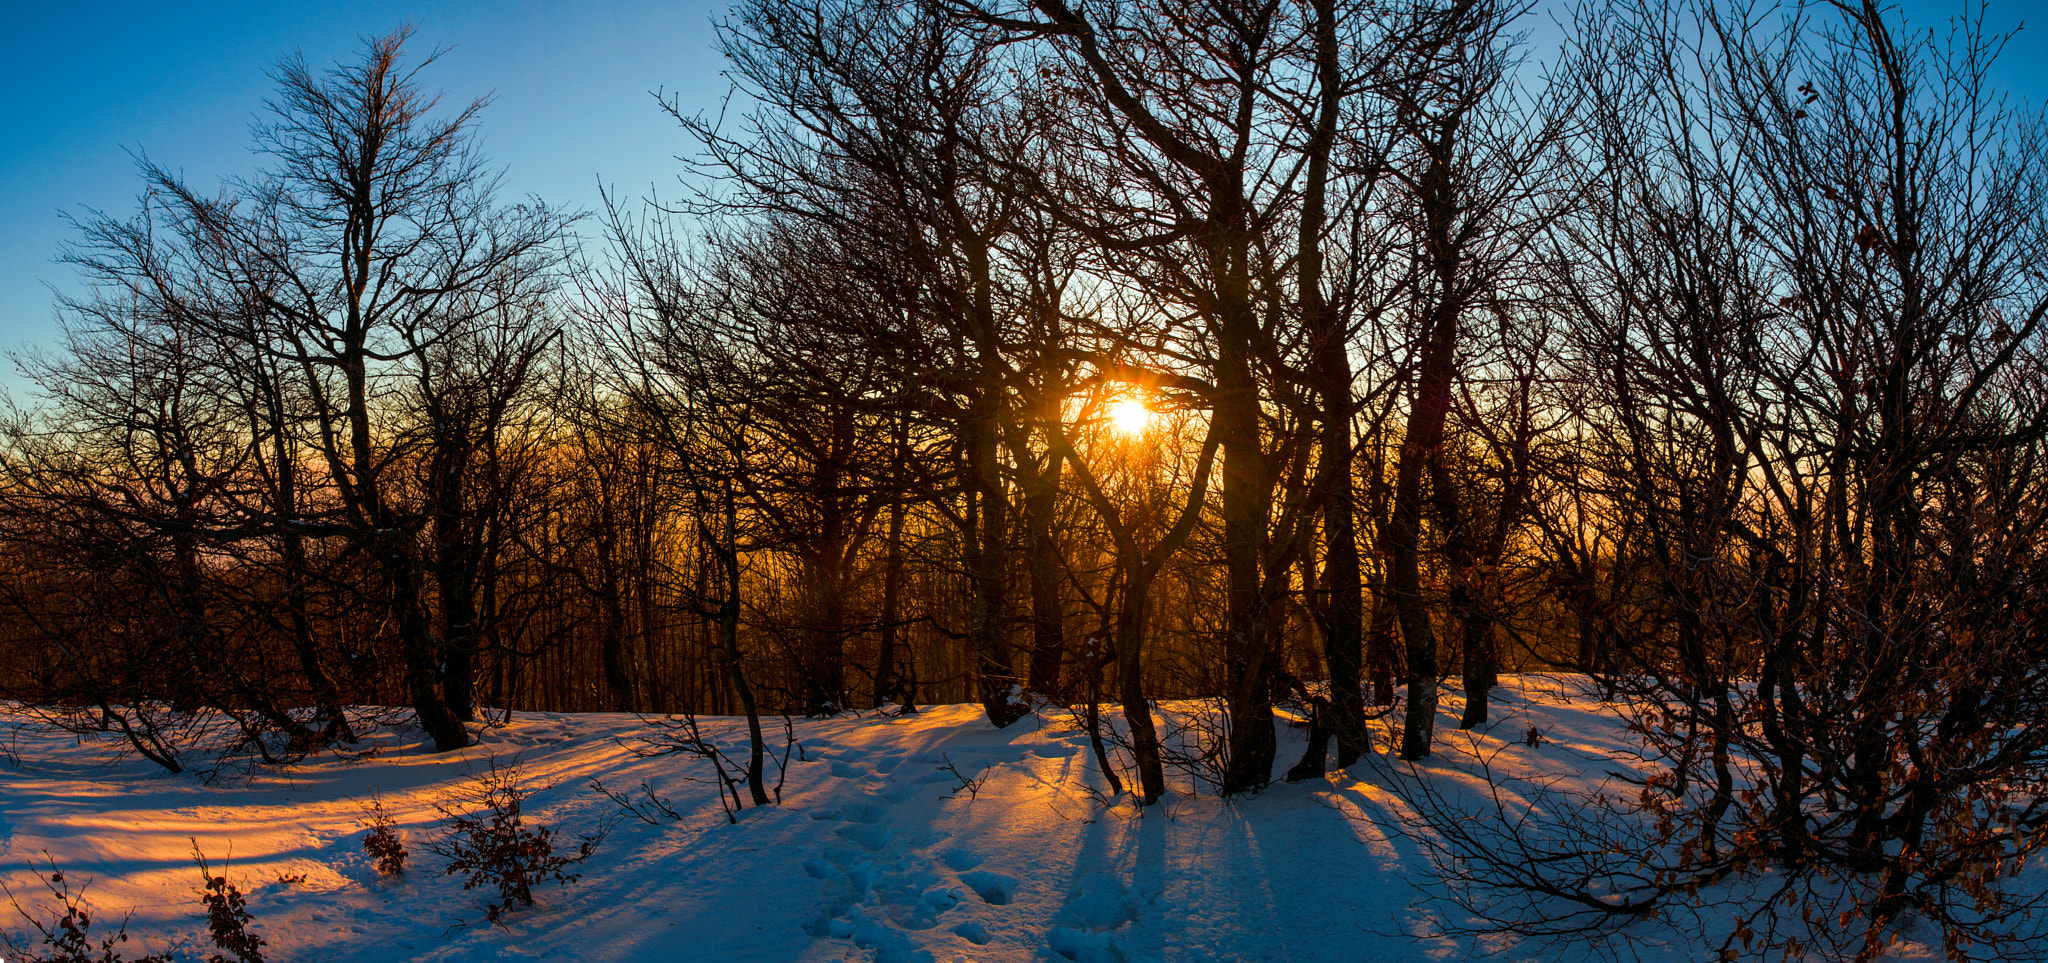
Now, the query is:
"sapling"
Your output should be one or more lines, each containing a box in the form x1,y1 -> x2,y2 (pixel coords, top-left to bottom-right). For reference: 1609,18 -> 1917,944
427,757 -> 608,924
190,842 -> 264,963
359,793 -> 407,876
0,853 -> 175,963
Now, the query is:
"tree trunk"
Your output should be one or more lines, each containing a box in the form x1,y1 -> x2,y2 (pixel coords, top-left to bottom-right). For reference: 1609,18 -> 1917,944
597,552 -> 637,713
435,535 -> 481,723
715,483 -> 771,806
966,393 -> 1025,727
1052,419 -> 1221,805
1217,214 -> 1277,797
381,528 -> 469,751
876,488 -> 909,710
1117,569 -> 1167,804
1022,446 -> 1067,697
1299,0 -> 1364,771
1391,124 -> 1467,760
805,406 -> 855,714
1429,458 -> 1491,730
281,527 -> 352,742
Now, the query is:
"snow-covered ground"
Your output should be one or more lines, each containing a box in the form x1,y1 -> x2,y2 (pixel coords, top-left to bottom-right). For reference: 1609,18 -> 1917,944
0,678 -> 2003,962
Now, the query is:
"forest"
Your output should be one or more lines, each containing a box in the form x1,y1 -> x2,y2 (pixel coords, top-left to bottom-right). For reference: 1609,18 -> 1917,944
3,0 -> 2047,958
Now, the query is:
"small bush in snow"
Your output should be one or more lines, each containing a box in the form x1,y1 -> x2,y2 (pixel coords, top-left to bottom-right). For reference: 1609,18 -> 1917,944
359,794 -> 407,876
0,854 -> 174,963
190,842 -> 264,963
427,757 -> 608,924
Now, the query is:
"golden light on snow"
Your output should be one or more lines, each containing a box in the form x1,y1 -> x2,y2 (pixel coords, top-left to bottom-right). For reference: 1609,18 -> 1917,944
1110,395 -> 1151,436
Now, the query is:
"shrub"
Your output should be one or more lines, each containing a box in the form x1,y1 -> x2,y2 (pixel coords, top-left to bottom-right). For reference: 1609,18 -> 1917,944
0,853 -> 174,963
427,757 -> 607,924
191,843 -> 263,963
360,795 -> 407,877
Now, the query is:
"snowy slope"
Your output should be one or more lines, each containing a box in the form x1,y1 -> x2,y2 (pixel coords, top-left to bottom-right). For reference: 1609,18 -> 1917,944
0,679 -> 1997,962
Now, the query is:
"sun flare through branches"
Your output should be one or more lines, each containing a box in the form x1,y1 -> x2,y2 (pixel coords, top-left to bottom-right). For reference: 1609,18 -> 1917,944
1109,395 -> 1152,436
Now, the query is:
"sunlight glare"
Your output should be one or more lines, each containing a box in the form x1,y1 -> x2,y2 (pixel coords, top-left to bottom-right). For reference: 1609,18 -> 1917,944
1110,395 -> 1151,436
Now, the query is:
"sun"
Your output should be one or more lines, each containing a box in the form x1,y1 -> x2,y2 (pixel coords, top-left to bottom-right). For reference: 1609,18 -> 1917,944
1109,395 -> 1151,436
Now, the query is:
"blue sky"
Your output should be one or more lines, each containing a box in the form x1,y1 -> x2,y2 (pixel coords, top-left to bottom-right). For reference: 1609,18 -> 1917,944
2,0 -> 2043,369
0,0 -> 728,364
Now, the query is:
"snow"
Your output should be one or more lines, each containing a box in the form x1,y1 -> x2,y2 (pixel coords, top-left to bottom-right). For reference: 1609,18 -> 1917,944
0,678 -> 2015,961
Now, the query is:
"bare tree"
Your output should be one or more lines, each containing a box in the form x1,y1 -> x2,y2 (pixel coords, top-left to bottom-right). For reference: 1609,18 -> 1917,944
1411,1 -> 2048,957
686,0 -> 1070,726
413,285 -> 562,722
33,28 -> 571,752
1375,0 -> 1569,759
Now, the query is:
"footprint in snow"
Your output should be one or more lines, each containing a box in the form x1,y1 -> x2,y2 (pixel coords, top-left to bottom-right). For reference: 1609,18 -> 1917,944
1048,925 -> 1133,963
805,844 -> 959,961
956,870 -> 1018,906
1061,873 -> 1143,930
1041,872 -> 1153,963
939,848 -> 983,872
822,847 -> 870,869
882,783 -> 928,804
801,790 -> 1024,960
813,797 -> 891,822
836,822 -> 894,851
883,881 -> 965,930
843,800 -> 890,823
